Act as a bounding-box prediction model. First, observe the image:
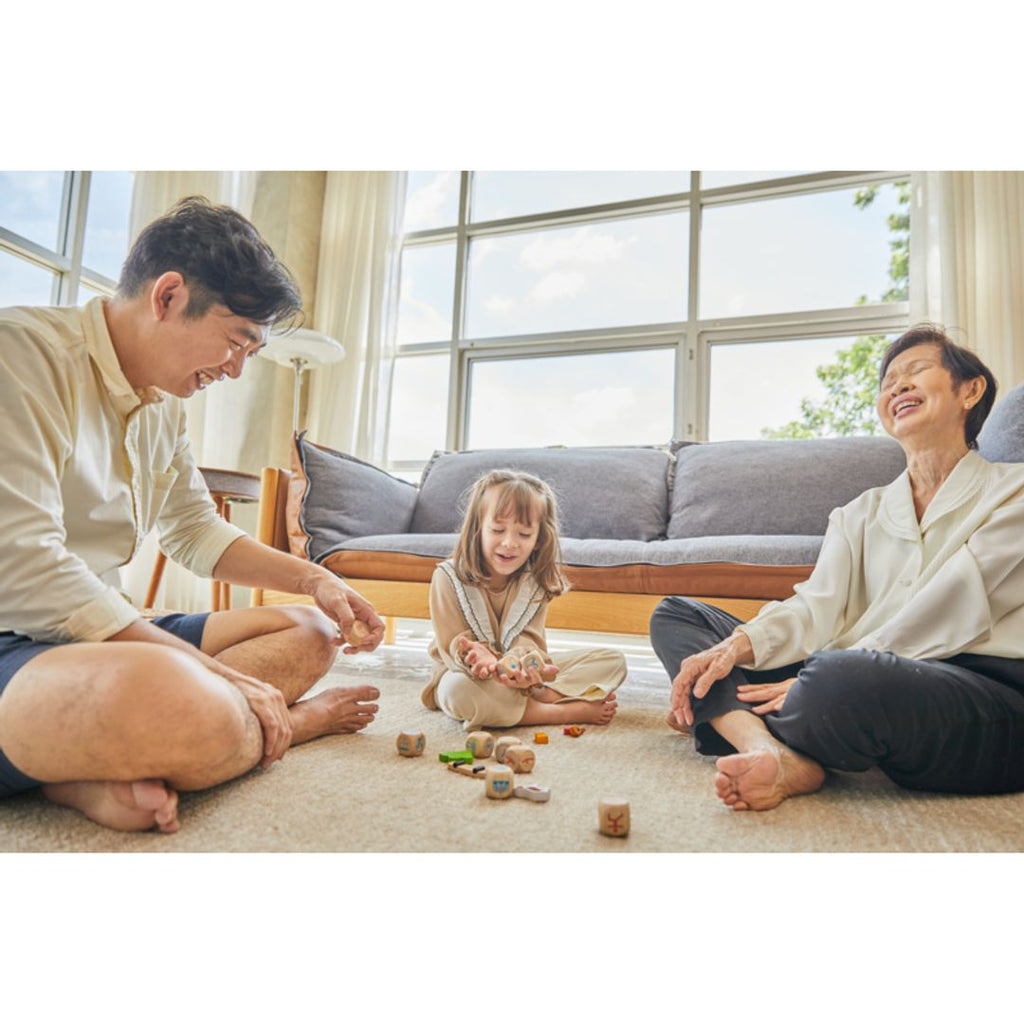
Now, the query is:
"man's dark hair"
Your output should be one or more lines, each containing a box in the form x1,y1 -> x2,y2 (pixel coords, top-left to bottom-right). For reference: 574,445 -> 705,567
117,196 -> 303,328
880,324 -> 997,448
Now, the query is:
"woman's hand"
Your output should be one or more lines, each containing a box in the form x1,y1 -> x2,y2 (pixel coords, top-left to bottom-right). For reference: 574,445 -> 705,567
670,633 -> 753,729
457,636 -> 499,679
736,677 -> 795,715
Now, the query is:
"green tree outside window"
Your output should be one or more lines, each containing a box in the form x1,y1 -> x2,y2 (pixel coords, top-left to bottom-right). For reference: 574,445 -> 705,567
761,181 -> 910,439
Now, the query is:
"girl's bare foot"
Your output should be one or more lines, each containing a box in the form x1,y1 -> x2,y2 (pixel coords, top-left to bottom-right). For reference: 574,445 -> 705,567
713,746 -> 825,811
288,685 -> 380,745
519,692 -> 618,726
42,779 -> 180,833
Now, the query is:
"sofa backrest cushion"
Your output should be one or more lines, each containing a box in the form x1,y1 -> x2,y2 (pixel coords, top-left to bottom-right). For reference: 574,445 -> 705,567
290,433 -> 418,562
411,446 -> 672,541
978,380 -> 1024,463
668,436 -> 907,539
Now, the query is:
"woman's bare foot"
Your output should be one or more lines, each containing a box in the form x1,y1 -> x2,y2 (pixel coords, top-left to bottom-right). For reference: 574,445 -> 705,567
665,711 -> 691,734
713,745 -> 825,811
288,685 -> 380,745
519,692 -> 618,726
42,779 -> 180,833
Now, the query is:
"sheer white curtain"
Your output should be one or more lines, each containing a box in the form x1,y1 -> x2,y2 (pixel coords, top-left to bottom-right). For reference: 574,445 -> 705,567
306,171 -> 406,462
912,171 -> 1024,394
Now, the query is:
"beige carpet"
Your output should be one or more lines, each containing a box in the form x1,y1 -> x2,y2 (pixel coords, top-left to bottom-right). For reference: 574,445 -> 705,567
1,643 -> 1021,853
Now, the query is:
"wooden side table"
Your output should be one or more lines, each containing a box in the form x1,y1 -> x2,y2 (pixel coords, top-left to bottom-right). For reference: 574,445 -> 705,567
143,467 -> 262,613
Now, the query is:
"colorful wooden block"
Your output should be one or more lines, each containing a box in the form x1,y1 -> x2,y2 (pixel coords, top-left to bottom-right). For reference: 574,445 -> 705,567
396,731 -> 426,757
503,745 -> 535,774
513,784 -> 551,803
598,797 -> 630,837
494,736 -> 524,763
485,765 -> 515,799
563,725 -> 586,737
439,750 -> 474,764
533,732 -> 549,744
466,731 -> 495,759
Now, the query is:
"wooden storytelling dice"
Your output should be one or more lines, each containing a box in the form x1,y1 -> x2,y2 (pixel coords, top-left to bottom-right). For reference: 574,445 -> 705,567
503,745 -> 535,774
598,797 -> 630,837
484,764 -> 515,799
395,731 -> 426,757
465,731 -> 495,759
496,653 -> 521,677
343,619 -> 370,645
494,736 -> 524,764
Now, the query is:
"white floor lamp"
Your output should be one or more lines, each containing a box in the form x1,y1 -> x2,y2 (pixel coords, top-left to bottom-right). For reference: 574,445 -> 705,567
259,327 -> 346,434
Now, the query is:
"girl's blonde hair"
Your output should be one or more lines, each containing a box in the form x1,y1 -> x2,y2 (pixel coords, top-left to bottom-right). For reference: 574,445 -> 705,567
451,469 -> 570,599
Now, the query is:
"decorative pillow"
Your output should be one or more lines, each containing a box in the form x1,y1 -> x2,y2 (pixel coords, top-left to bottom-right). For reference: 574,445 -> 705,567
668,436 -> 906,539
288,433 -> 418,562
411,446 -> 673,541
978,381 -> 1024,463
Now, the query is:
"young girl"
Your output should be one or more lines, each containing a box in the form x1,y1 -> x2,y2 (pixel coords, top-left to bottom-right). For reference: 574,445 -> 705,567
422,469 -> 626,730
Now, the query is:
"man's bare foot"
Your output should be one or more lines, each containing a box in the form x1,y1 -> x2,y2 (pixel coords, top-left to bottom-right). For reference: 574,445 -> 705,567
42,779 -> 180,833
713,745 -> 824,811
289,685 -> 380,745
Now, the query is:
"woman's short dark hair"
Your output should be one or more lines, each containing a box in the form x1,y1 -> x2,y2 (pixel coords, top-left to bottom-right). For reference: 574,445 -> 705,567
880,324 -> 997,448
117,196 -> 303,328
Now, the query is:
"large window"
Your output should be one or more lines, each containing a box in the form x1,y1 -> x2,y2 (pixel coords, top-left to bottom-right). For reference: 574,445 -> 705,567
385,171 -> 912,473
0,171 -> 134,308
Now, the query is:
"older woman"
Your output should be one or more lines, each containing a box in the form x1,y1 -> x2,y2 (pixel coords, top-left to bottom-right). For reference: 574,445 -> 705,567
650,325 -> 1024,810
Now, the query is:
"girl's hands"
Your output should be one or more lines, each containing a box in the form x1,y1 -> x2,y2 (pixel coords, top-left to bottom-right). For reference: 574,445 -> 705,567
457,636 -> 499,679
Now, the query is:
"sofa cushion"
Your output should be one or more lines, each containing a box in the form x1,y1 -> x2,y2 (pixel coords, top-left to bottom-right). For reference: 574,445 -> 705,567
289,434 -> 418,563
978,380 -> 1024,463
410,446 -> 672,541
669,437 -> 906,538
318,534 -> 819,601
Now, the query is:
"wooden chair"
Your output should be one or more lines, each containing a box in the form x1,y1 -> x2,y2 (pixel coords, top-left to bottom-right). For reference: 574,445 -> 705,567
143,467 -> 261,612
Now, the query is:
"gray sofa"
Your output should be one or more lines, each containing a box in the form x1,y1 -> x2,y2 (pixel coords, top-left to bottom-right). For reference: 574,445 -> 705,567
253,381 -> 1024,633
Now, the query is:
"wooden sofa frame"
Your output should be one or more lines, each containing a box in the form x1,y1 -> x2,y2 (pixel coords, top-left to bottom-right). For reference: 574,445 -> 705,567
250,467 -> 771,638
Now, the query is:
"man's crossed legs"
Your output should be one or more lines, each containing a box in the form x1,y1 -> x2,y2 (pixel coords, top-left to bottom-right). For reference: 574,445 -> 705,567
0,605 -> 379,833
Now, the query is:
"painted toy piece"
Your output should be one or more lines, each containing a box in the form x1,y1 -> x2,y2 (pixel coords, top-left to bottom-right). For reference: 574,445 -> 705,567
519,651 -> 559,682
533,732 -> 549,744
439,750 -> 474,764
513,784 -> 551,803
563,725 -> 586,737
485,765 -> 515,799
466,731 -> 495,759
448,762 -> 488,779
494,736 -> 524,763
343,619 -> 370,645
598,797 -> 630,837
396,731 -> 426,757
503,745 -> 535,774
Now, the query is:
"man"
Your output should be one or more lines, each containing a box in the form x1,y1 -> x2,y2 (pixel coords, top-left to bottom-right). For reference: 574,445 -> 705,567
0,197 -> 384,834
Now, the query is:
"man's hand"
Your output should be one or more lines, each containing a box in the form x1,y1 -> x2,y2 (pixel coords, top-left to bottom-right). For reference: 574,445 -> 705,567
670,633 -> 753,729
220,668 -> 293,768
308,574 -> 385,654
736,677 -> 795,715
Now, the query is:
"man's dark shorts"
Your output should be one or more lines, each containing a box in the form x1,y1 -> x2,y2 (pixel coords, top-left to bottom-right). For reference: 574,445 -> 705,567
0,612 -> 210,799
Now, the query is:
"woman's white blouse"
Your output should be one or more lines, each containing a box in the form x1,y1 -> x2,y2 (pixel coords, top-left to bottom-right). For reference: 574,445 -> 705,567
738,450 -> 1024,668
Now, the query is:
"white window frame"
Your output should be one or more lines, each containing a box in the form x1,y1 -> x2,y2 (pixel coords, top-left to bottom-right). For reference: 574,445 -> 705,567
389,170 -> 913,473
0,171 -> 126,305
